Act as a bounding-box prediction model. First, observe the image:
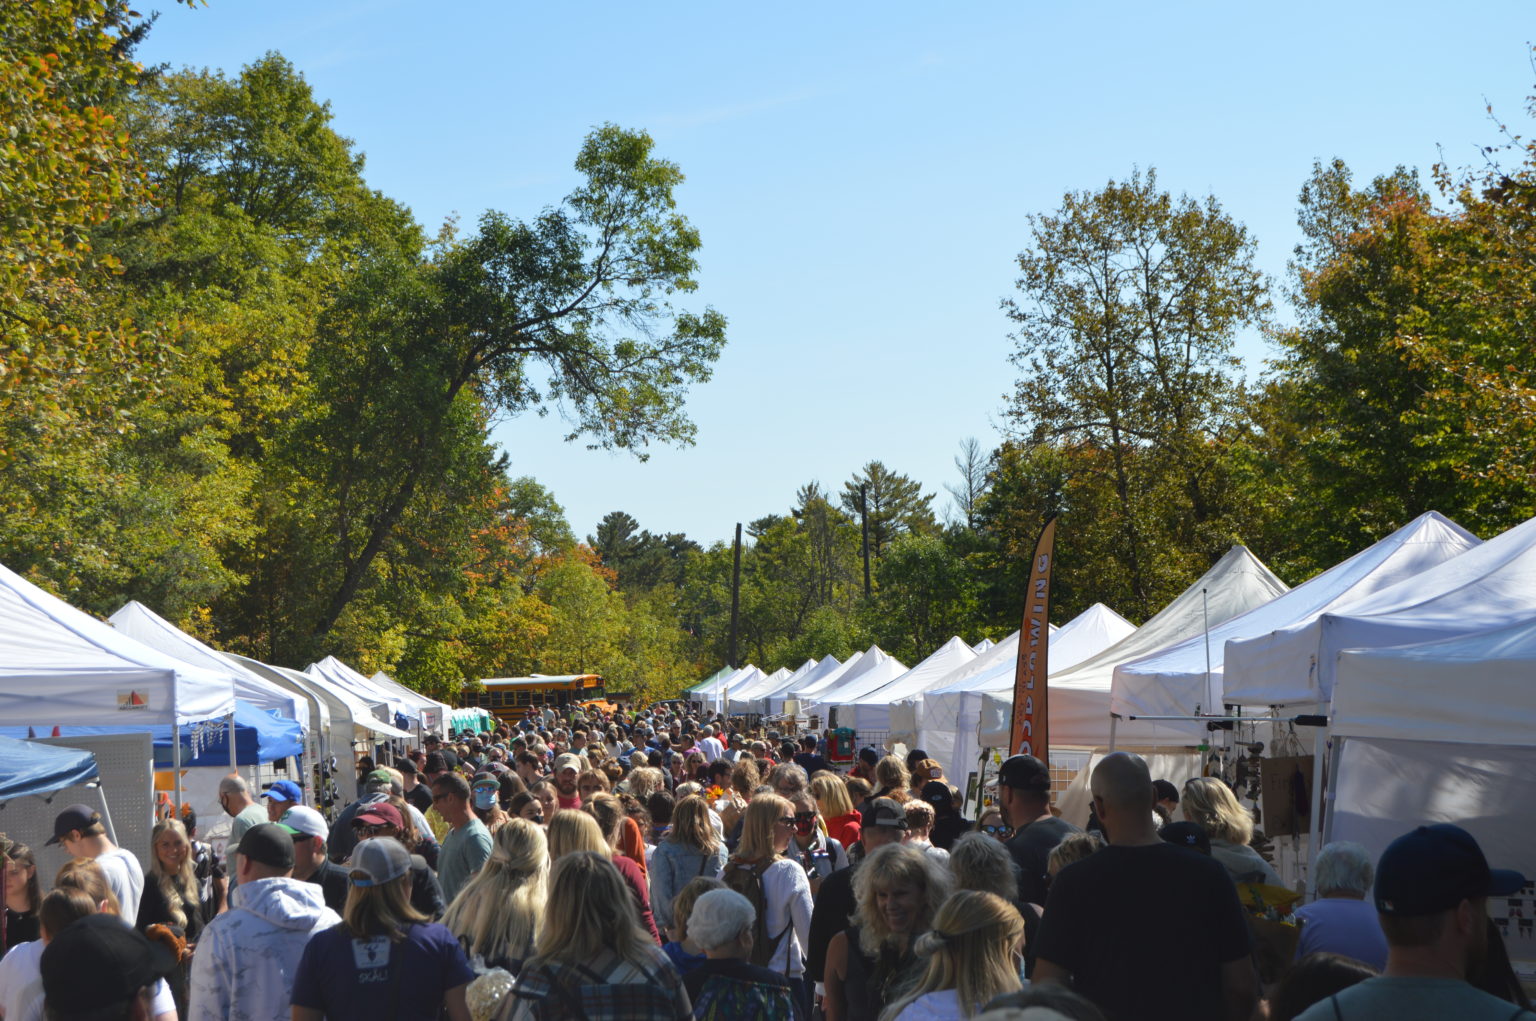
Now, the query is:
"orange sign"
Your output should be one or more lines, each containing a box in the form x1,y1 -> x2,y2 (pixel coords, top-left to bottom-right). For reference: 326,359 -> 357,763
1010,517 -> 1056,759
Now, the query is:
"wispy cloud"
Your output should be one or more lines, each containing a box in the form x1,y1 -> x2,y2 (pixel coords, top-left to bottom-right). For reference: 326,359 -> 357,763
647,87 -> 824,133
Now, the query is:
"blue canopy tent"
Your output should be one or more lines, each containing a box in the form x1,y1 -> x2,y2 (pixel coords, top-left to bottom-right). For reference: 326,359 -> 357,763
1,700 -> 303,769
0,734 -> 98,800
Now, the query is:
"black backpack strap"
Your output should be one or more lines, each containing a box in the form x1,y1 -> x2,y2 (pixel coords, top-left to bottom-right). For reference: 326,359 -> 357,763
1330,994 -> 1343,1021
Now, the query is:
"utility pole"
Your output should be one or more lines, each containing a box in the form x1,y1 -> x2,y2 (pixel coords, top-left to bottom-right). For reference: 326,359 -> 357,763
859,484 -> 872,598
728,522 -> 743,667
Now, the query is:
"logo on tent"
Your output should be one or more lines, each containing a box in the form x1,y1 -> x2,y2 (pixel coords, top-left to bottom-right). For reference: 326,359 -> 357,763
117,690 -> 150,710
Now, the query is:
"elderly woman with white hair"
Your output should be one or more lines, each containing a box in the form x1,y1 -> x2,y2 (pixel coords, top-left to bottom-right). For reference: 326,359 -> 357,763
1291,841 -> 1388,970
681,888 -> 799,1017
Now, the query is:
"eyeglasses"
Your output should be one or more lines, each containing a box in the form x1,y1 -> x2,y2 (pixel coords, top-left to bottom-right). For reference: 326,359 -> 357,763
982,824 -> 1014,838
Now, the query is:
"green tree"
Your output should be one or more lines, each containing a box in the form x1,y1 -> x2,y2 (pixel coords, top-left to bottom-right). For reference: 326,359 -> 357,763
870,532 -> 975,661
839,461 -> 936,563
297,125 -> 726,647
1004,168 -> 1268,618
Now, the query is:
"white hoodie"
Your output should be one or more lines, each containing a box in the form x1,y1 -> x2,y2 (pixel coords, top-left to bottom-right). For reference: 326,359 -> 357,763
188,877 -> 341,1021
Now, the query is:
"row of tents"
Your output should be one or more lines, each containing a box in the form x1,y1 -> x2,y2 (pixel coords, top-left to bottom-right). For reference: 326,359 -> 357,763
688,510 -> 1536,892
0,563 -> 457,814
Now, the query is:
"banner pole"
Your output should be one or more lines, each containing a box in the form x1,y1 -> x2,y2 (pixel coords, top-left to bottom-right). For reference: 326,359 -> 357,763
1009,516 -> 1057,761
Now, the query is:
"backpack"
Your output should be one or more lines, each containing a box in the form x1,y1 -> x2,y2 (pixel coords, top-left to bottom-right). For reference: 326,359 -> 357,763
722,859 -> 793,969
692,973 -> 797,1021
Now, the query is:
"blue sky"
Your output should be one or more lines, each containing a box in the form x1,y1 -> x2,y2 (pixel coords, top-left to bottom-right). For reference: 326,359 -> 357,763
139,3 -> 1536,546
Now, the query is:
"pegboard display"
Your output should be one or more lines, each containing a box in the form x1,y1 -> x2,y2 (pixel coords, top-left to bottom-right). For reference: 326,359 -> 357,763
0,733 -> 154,886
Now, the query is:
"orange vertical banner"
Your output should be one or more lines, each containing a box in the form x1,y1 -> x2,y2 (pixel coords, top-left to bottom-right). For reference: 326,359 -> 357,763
1010,516 -> 1056,759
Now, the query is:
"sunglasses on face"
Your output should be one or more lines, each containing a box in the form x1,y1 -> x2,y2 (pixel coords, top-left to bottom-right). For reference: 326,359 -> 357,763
353,823 -> 395,837
983,824 -> 1014,838
793,811 -> 818,823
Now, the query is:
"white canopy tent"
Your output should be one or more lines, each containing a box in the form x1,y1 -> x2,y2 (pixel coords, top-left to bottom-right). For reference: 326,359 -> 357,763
972,637 -> 996,653
227,655 -> 411,743
911,602 -> 1140,782
367,670 -> 451,738
824,637 -> 976,731
0,564 -> 237,729
792,646 -> 904,703
1113,511 -> 1479,727
727,664 -> 798,714
691,664 -> 760,713
1222,512 -> 1536,709
1323,617 -> 1536,924
306,656 -> 410,726
796,646 -> 907,712
763,654 -> 845,716
110,602 -> 309,730
913,546 -> 1289,781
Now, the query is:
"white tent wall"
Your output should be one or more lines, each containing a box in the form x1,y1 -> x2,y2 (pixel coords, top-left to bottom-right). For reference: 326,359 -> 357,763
367,670 -> 451,738
1118,511 -> 1479,720
1328,736 -> 1536,960
733,659 -> 817,715
1224,511 -> 1536,709
308,656 -> 415,725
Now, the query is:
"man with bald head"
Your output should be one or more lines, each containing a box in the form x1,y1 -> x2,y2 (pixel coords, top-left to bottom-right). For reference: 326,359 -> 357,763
1032,752 -> 1256,1021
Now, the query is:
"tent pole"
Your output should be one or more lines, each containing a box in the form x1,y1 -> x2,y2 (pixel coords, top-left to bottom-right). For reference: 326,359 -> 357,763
1108,714 -> 1119,752
228,711 -> 237,776
172,721 -> 182,819
91,781 -> 118,845
1307,724 -> 1327,900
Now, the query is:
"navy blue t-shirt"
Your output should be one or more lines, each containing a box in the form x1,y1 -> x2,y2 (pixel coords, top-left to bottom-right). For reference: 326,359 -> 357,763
292,921 -> 474,1021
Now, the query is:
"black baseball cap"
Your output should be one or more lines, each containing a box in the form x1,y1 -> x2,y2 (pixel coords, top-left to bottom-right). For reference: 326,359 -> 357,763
1374,823 -> 1526,917
865,797 -> 910,830
905,748 -> 929,770
42,915 -> 176,1013
858,746 -> 880,766
1159,821 -> 1211,855
997,754 -> 1051,792
237,823 -> 295,870
920,780 -> 953,808
46,804 -> 101,846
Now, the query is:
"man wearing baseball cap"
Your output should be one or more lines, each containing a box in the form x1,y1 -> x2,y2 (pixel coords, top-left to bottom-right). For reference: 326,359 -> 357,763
283,806 -> 348,915
47,804 -> 145,919
995,754 -> 1079,910
1294,823 -> 1532,1021
41,915 -> 176,1021
262,780 -> 304,823
188,824 -> 339,1021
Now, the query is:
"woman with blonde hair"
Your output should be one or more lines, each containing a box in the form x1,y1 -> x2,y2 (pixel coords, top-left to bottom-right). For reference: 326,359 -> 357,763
546,805 -> 660,943
441,819 -> 547,975
721,794 -> 814,1008
650,794 -> 727,932
881,890 -> 1025,1020
502,852 -> 690,1020
812,773 -> 863,849
1180,777 -> 1281,886
825,843 -> 953,1021
138,819 -> 203,940
51,860 -> 177,1021
293,838 -> 474,1021
873,756 -> 911,804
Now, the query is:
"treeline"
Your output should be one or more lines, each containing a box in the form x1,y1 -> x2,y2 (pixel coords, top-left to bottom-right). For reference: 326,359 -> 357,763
6,7 -> 1536,703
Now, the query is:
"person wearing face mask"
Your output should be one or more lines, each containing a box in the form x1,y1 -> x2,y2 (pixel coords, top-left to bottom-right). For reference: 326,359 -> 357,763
507,792 -> 546,828
788,791 -> 848,894
469,774 -> 510,834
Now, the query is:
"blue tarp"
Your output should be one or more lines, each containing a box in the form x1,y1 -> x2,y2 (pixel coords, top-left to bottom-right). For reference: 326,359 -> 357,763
0,700 -> 303,769
0,734 -> 99,800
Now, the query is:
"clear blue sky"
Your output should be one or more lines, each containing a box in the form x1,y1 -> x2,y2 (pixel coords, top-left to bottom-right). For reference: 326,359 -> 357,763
139,3 -> 1535,547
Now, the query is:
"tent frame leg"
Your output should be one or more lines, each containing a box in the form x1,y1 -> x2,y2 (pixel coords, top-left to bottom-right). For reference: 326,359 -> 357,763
92,780 -> 118,845
172,721 -> 182,822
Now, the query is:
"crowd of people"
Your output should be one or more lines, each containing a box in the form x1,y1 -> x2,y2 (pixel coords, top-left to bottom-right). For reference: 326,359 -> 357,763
0,701 -> 1531,1021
